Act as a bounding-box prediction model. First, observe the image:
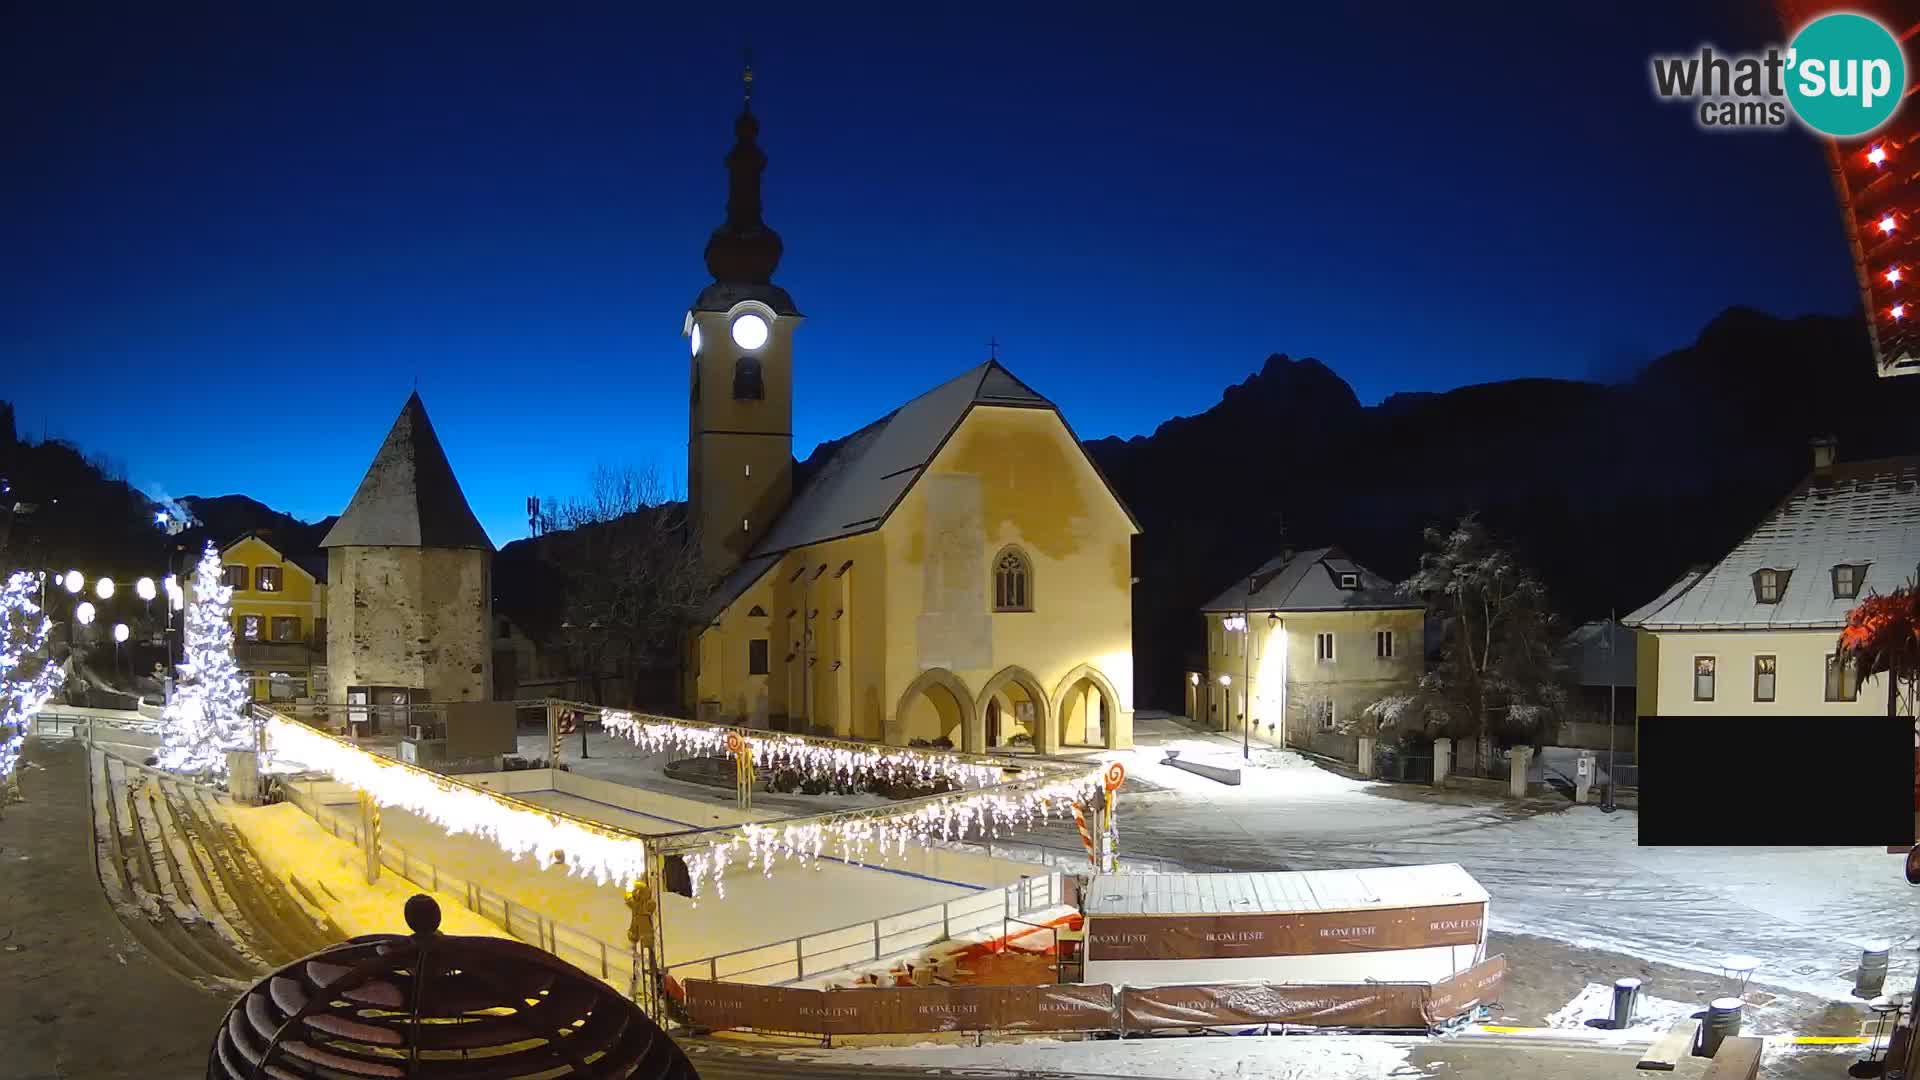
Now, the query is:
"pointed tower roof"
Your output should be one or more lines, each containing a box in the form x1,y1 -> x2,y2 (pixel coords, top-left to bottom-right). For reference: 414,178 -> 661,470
320,393 -> 493,551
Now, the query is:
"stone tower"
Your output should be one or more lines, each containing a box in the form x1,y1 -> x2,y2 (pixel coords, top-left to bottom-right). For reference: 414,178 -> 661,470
687,62 -> 801,581
321,393 -> 494,711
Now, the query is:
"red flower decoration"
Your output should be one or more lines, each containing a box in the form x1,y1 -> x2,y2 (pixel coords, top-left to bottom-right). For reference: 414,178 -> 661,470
1836,585 -> 1920,681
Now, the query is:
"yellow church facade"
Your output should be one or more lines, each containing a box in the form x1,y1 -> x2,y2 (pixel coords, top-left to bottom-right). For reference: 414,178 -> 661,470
680,86 -> 1137,753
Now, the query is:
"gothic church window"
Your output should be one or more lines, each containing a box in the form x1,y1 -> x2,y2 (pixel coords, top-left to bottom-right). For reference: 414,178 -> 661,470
993,546 -> 1032,612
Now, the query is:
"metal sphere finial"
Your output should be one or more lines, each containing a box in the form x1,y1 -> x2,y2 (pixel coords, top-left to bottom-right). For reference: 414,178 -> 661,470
403,893 -> 441,935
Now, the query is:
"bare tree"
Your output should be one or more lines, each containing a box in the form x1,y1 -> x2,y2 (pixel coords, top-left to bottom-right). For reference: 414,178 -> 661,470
1364,514 -> 1566,756
538,465 -> 712,709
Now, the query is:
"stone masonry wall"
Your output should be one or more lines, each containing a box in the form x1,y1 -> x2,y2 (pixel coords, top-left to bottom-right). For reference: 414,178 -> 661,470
327,546 -> 491,706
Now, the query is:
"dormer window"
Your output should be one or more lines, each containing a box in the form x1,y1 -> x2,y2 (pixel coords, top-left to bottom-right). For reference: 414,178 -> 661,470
1831,563 -> 1868,599
1338,572 -> 1359,589
1752,568 -> 1791,604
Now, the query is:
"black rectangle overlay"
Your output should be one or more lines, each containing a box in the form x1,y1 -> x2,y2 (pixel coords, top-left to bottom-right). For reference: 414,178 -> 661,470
1638,715 -> 1913,847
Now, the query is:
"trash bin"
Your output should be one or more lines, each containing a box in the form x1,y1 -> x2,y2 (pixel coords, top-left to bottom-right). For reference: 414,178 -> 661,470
1857,942 -> 1891,998
1697,998 -> 1743,1057
1611,978 -> 1642,1029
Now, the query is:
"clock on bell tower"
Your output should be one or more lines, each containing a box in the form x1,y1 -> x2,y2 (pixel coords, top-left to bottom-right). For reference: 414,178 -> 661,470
687,61 -> 800,581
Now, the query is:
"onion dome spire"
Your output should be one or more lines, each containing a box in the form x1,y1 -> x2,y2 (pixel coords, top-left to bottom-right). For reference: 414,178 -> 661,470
704,51 -> 783,285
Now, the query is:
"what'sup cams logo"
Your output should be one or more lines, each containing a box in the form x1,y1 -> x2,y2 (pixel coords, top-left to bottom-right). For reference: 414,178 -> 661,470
1651,12 -> 1907,136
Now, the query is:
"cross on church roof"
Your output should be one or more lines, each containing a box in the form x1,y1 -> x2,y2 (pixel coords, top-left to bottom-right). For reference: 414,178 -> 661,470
987,337 -> 1000,360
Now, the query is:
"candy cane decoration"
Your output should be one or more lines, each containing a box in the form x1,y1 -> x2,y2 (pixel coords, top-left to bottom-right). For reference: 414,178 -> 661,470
1071,800 -> 1098,867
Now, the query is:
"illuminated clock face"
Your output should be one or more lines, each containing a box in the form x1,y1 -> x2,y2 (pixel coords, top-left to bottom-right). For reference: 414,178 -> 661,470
730,312 -> 770,351
690,323 -> 703,357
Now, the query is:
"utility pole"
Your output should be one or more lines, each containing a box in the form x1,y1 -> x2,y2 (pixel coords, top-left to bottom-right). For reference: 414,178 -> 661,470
1602,610 -> 1618,814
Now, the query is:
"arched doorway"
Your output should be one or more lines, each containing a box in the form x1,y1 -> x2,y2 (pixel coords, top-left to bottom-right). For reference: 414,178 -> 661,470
1053,664 -> 1123,750
893,668 -> 975,750
978,666 -> 1050,752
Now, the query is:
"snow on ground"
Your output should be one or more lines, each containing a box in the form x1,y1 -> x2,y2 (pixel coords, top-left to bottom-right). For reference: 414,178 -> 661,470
1544,983 -> 1708,1038
1037,717 -> 1920,1004
778,1034 -> 1427,1080
223,801 -> 510,940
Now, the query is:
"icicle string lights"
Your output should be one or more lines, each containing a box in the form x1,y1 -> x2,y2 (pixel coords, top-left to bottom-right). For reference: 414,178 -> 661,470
264,715 -> 654,886
261,705 -> 1099,900
600,709 -> 1008,791
672,769 -> 1102,899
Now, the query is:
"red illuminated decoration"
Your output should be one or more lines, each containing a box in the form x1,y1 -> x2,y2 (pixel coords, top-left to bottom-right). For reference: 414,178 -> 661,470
1779,0 -> 1920,377
1837,583 -> 1920,713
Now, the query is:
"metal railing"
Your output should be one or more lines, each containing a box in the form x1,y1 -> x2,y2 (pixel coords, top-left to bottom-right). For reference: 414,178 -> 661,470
31,709 -> 163,740
664,871 -> 1062,987
960,836 -> 1215,875
278,781 -> 640,992
279,779 -> 1065,995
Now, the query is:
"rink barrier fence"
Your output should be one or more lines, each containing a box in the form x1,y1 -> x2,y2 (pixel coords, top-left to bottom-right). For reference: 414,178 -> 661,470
279,780 -> 642,993
279,778 -> 1070,998
684,953 -> 1506,1040
663,872 -> 1062,986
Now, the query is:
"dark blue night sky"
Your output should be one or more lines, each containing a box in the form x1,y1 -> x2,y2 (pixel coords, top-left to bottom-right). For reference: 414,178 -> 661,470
1,2 -> 1859,545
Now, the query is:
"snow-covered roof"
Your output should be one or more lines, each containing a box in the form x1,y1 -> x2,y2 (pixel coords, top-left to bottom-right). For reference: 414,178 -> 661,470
1082,864 -> 1488,917
1559,620 -> 1635,687
1200,547 -> 1418,614
1621,569 -> 1706,628
697,360 -> 1141,622
1626,456 -> 1920,631
321,393 -> 493,551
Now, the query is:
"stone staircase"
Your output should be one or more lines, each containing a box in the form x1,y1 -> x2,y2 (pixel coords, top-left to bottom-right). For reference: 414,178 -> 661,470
89,748 -> 345,989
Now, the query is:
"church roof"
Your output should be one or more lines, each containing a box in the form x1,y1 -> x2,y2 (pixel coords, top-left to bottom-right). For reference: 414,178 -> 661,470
750,360 -> 1133,557
321,393 -> 494,551
702,360 -> 1138,619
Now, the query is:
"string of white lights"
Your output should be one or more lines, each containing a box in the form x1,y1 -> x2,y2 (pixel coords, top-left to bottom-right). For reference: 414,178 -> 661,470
599,709 -> 1008,791
1,571 -> 65,783
264,716 -> 653,886
677,770 -> 1099,900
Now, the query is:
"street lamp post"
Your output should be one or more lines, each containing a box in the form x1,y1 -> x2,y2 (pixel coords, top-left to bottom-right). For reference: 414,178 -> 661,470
1243,575 -> 1254,762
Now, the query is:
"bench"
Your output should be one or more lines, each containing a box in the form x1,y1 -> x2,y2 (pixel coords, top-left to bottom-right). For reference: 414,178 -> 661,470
1700,1036 -> 1763,1080
1637,1020 -> 1699,1070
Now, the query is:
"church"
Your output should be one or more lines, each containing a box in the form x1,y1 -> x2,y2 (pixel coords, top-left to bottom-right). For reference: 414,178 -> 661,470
683,78 -> 1138,753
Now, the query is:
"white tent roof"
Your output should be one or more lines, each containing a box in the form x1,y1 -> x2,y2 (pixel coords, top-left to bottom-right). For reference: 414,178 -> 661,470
1083,863 -> 1488,917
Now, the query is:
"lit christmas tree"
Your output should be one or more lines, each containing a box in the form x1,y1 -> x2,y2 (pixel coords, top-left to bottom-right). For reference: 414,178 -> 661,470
157,542 -> 253,775
1,571 -> 66,797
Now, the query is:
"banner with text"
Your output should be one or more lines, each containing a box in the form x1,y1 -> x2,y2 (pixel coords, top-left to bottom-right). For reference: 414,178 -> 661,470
1085,901 -> 1487,961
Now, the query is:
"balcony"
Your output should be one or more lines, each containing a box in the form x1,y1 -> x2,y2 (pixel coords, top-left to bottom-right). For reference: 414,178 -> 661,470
235,640 -> 321,666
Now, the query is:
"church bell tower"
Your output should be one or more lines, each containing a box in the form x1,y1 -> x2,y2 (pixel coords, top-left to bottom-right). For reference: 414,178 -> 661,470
687,59 -> 800,581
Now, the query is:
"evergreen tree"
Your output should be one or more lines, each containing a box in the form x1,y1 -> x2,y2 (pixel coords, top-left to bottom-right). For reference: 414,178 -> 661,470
1365,514 -> 1566,750
156,542 -> 252,774
2,570 -> 65,800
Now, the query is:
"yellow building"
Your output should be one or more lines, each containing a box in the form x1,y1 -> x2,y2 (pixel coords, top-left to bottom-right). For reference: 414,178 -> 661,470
1191,548 -> 1424,759
682,94 -> 1139,753
201,532 -> 328,703
1625,441 -> 1918,717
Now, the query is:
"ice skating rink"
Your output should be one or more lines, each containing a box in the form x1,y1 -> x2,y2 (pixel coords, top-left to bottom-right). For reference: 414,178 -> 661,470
290,770 -> 1046,981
